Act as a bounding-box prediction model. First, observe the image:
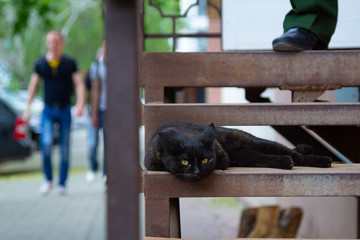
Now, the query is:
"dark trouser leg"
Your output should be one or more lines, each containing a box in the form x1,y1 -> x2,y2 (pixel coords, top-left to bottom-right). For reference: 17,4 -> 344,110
40,107 -> 54,182
88,118 -> 100,172
58,106 -> 72,187
284,0 -> 338,46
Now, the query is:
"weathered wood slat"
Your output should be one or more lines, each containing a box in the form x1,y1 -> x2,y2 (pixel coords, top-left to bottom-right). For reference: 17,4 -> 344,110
143,238 -> 358,240
144,103 -> 360,129
144,164 -> 360,199
143,238 -> 198,240
140,51 -> 360,89
223,239 -> 359,240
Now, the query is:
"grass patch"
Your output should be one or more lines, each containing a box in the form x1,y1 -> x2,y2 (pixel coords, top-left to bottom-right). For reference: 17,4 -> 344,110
206,197 -> 245,210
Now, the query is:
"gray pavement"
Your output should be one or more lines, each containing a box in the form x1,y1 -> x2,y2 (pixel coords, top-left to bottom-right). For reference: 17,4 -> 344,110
0,172 -> 106,240
0,129 -> 106,240
0,128 -> 245,240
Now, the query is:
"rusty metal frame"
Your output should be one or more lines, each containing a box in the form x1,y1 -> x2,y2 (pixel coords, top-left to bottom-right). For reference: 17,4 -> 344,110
144,0 -> 221,51
106,0 -> 139,239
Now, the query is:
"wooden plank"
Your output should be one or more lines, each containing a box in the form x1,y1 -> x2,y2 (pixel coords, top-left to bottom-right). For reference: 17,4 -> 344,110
358,197 -> 360,238
143,237 -> 198,240
145,199 -> 171,237
140,51 -> 360,89
144,103 -> 360,129
144,164 -> 360,198
169,198 -> 181,238
143,238 -> 358,240
222,239 -> 359,240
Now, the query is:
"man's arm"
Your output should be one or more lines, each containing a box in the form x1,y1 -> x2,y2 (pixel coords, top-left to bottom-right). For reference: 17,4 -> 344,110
72,71 -> 86,116
23,73 -> 41,124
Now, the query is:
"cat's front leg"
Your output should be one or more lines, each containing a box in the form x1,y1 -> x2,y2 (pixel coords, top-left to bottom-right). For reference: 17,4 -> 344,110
214,141 -> 230,170
231,149 -> 294,169
272,144 -> 332,168
269,155 -> 294,169
293,154 -> 332,168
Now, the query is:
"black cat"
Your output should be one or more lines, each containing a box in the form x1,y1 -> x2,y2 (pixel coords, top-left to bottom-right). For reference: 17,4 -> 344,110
145,121 -> 332,182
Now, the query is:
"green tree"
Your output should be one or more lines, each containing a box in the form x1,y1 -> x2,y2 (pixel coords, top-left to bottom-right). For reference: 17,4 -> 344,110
144,0 -> 181,52
0,0 -> 178,89
0,0 -> 104,89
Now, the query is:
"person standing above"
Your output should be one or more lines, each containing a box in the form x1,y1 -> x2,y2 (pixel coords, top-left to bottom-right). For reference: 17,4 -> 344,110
23,30 -> 86,195
87,40 -> 107,182
273,0 -> 338,51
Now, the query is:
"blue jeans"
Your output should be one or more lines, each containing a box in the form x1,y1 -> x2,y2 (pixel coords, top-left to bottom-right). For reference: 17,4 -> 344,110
40,105 -> 71,187
87,110 -> 106,175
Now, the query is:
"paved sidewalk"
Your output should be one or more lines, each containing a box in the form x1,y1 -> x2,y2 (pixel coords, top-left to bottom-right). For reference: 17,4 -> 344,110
0,173 -> 106,240
0,170 -> 244,240
0,128 -> 244,240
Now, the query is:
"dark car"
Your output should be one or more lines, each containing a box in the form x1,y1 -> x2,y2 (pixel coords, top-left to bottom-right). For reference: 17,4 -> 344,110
0,88 -> 43,150
0,97 -> 32,162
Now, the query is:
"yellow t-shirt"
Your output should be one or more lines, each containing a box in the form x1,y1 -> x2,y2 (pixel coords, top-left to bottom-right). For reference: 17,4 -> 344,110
47,59 -> 61,75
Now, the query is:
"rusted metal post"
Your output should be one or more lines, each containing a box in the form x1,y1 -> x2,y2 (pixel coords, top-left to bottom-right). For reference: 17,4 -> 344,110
105,0 -> 139,239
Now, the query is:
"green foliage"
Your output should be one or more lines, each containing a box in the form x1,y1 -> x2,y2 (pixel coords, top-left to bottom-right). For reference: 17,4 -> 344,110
0,0 -> 178,89
0,0 -> 55,37
207,197 -> 244,210
0,0 -> 104,89
13,0 -> 54,35
144,0 -> 181,52
56,1 -> 104,70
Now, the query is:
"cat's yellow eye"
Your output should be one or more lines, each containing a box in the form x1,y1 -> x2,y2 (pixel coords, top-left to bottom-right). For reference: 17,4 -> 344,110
201,158 -> 208,164
181,160 -> 189,166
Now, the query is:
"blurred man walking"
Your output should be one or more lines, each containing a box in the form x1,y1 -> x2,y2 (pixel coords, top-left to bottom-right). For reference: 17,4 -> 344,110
23,30 -> 85,195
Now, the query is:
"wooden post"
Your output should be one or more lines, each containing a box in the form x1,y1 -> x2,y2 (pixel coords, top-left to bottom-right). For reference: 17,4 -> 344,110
144,197 -> 181,238
105,0 -> 139,239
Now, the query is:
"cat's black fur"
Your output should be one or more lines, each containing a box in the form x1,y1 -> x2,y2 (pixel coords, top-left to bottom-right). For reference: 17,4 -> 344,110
145,121 -> 332,182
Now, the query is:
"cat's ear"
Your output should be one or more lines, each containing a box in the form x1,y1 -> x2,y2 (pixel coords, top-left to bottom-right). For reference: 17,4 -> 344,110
158,128 -> 183,151
198,123 -> 215,145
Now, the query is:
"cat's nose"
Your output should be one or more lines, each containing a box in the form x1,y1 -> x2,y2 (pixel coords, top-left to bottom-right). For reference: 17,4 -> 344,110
194,166 -> 200,175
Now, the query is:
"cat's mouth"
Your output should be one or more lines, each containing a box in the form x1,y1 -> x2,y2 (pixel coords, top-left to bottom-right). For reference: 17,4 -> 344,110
174,173 -> 203,182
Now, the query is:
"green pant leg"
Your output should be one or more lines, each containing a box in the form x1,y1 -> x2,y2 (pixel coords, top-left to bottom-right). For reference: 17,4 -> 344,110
283,0 -> 338,46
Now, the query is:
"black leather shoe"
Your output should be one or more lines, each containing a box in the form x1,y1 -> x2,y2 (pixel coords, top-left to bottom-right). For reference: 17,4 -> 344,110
272,27 -> 327,51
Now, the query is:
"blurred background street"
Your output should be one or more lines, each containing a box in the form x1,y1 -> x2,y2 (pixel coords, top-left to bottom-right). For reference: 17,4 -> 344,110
0,127 -> 244,240
0,128 -> 106,240
1,128 -> 358,240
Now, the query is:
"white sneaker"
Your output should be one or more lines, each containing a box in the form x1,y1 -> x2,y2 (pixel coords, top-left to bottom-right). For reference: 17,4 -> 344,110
86,171 -> 96,183
58,186 -> 66,196
39,181 -> 53,195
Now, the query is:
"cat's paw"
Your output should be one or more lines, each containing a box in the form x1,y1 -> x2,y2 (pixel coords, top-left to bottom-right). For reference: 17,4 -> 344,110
310,156 -> 332,168
272,156 -> 294,169
294,144 -> 314,155
281,156 -> 294,169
